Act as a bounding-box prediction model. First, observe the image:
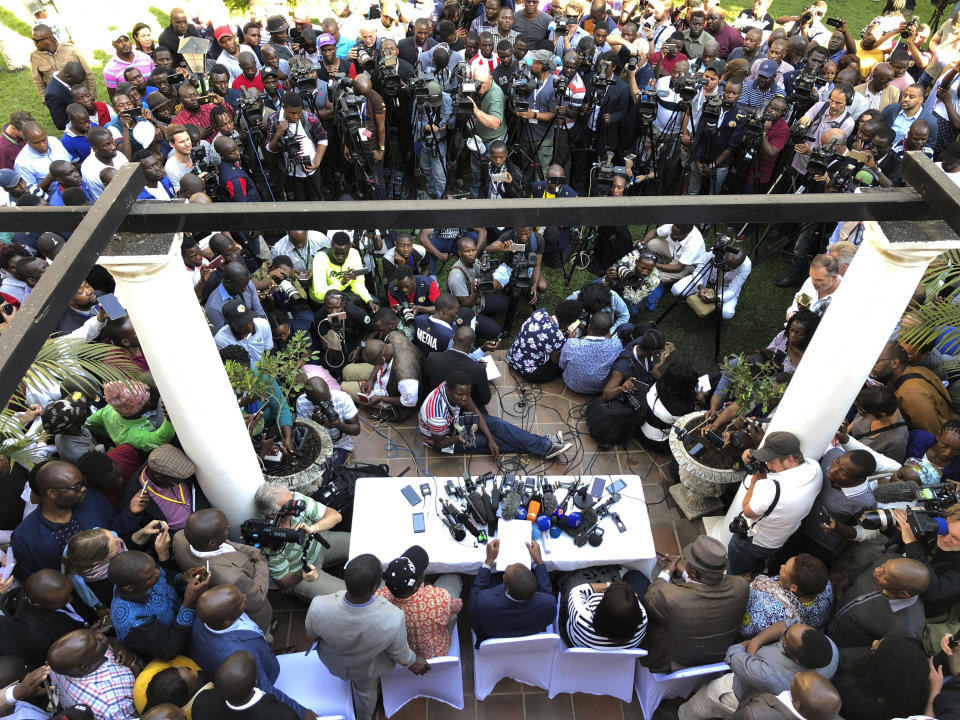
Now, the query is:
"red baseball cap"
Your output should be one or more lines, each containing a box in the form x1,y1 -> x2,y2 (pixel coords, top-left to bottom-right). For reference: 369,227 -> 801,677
214,25 -> 234,42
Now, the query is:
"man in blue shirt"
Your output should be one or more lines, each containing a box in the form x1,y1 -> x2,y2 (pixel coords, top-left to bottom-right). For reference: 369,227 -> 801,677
559,311 -> 623,394
688,80 -> 747,195
214,136 -> 261,202
516,49 -> 557,184
204,261 -> 266,332
413,293 -> 466,355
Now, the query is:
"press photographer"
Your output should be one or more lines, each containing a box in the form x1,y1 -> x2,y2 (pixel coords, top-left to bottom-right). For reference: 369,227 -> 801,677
467,64 -> 507,198
266,92 -> 329,200
487,226 -> 547,304
335,74 -> 387,199
387,266 -> 441,328
553,50 -> 587,182
447,236 -> 510,340
413,80 -> 453,199
789,84 -> 855,178
686,80 -> 746,195
251,484 -> 350,601
727,431 -> 822,574
295,376 -> 360,477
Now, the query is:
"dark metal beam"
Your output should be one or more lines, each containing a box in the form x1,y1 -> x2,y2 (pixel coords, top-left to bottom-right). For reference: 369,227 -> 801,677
900,151 -> 960,239
0,188 -> 930,234
0,163 -> 145,410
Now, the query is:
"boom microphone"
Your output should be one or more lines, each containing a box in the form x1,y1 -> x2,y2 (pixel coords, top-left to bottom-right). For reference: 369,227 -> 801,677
501,487 -> 522,521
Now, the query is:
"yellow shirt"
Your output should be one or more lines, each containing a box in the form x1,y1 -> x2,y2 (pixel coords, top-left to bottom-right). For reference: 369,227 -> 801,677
856,41 -> 884,76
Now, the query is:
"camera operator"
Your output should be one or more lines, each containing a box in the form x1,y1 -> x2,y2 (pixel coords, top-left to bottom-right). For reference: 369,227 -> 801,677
266,92 -> 328,200
531,165 -> 578,267
387,266 -> 441,328
446,236 -> 510,340
687,80 -> 746,195
348,26 -> 381,76
742,95 -> 791,192
891,503 -> 960,623
295,376 -> 360,477
252,484 -> 349,601
468,64 -> 507,197
551,2 -> 591,58
487,225 -> 547,303
480,139 -> 523,198
514,49 -> 558,184
649,58 -> 690,194
343,74 -> 388,199
318,33 -> 355,83
789,84 -> 855,177
728,431 -> 822,574
586,52 -> 630,158
671,245 -> 751,319
552,50 -> 587,182
413,80 -> 453,199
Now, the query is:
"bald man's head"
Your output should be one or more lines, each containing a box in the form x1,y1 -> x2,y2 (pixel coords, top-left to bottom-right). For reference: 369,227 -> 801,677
215,650 -> 258,705
47,629 -> 108,677
875,557 -> 930,599
196,584 -> 246,630
183,508 -> 229,551
452,325 -> 475,351
142,704 -> 187,720
790,671 -> 842,720
24,569 -> 73,610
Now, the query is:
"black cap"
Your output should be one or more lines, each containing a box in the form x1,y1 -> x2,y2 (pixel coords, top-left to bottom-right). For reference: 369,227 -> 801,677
383,545 -> 429,597
222,296 -> 256,326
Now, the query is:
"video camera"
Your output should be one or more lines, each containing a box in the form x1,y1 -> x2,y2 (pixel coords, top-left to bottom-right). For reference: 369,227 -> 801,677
289,60 -> 324,95
475,253 -> 497,294
454,412 -> 479,447
509,64 -> 537,113
453,62 -> 478,117
411,70 -> 432,101
276,133 -> 313,171
637,79 -> 657,121
859,484 -> 959,540
240,498 -> 331,554
699,84 -> 725,131
553,13 -> 570,35
356,38 -> 376,71
189,145 -> 219,196
740,106 -> 767,164
506,249 -> 539,297
804,136 -> 841,184
790,65 -> 827,105
674,72 -> 705,103
379,54 -> 401,97
331,77 -> 365,138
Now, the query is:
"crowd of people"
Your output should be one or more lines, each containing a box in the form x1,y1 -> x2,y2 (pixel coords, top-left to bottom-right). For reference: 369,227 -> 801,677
0,0 -> 960,718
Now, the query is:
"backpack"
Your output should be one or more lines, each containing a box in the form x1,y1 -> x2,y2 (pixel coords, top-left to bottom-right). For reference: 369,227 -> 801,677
313,462 -> 390,530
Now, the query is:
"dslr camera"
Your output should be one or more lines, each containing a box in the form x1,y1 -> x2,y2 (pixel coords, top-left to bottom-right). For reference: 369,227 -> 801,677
397,301 -> 416,324
314,399 -> 340,425
553,14 -> 569,35
859,483 -> 960,539
355,38 -> 375,71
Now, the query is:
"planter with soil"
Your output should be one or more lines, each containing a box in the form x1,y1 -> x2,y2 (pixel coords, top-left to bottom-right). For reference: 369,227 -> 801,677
263,417 -> 334,496
668,411 -> 746,520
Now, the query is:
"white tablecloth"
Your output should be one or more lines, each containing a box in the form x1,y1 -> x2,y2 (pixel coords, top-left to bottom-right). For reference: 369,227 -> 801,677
349,474 -> 657,577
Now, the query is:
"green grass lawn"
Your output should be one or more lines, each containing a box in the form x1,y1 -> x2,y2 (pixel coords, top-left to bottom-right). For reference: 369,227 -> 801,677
0,0 -> 905,371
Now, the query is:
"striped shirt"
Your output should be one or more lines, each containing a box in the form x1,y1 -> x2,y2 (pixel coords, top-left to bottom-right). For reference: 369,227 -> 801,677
102,51 -> 154,90
51,649 -> 136,720
801,448 -> 876,550
418,382 -> 457,438
262,492 -> 329,578
566,583 -> 647,649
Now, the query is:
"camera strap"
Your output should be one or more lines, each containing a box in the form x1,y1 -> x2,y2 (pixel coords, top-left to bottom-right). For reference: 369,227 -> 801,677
744,478 -> 781,530
853,421 -> 906,440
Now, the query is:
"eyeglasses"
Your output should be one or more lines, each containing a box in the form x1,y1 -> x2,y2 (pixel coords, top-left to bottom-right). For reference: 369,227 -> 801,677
58,480 -> 87,493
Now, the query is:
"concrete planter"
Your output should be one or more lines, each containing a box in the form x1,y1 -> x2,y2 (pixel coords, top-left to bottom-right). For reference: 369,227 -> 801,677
264,417 -> 333,496
668,412 -> 746,520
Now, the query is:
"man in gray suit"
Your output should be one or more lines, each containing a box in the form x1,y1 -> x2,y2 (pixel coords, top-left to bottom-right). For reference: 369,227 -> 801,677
642,535 -> 749,671
304,554 -> 430,720
729,671 -> 843,720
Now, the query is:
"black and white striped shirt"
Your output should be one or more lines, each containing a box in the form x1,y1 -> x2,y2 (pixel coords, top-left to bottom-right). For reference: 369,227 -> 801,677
566,583 -> 647,649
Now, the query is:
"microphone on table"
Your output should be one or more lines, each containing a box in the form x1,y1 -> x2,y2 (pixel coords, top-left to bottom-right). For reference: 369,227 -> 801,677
441,499 -> 486,542
541,478 -> 558,517
439,501 -> 467,541
500,486 -> 522,521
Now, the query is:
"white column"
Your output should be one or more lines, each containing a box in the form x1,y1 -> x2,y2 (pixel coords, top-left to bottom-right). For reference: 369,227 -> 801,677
706,222 -> 958,546
99,240 -> 263,532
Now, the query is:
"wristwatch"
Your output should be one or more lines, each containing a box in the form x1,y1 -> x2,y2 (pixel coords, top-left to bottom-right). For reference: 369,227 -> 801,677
533,110 -> 538,119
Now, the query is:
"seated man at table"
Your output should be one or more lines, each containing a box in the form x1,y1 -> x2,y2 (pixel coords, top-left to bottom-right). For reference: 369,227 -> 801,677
418,371 -> 570,459
468,538 -> 556,644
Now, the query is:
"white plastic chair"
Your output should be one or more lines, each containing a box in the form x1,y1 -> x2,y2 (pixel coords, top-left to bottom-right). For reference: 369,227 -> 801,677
634,662 -> 730,720
275,651 -> 357,720
380,622 -> 465,717
472,629 -> 562,700
546,596 -> 648,702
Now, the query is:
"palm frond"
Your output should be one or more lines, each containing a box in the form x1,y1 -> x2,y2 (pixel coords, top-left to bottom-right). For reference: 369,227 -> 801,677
0,408 -> 49,469
897,300 -> 960,350
924,250 -> 960,292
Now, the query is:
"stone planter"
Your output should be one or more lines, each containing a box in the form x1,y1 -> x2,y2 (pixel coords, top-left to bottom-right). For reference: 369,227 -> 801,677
668,411 -> 746,520
264,417 -> 333,496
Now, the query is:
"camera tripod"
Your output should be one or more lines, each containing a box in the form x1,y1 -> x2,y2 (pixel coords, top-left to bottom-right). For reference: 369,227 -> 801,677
412,98 -> 447,198
655,235 -> 732,364
650,99 -> 691,195
506,106 -> 555,184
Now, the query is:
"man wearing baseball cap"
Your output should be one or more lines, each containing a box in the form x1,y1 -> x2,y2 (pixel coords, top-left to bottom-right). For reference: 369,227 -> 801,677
376,545 -> 463,658
214,296 -> 273,366
414,81 -> 453,199
103,32 -> 155,102
738,58 -> 786,111
215,25 -> 261,82
727,431 -> 822,574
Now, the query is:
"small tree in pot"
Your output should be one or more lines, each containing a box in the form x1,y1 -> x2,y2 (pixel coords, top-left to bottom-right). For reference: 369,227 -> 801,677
669,354 -> 784,519
224,331 -> 333,494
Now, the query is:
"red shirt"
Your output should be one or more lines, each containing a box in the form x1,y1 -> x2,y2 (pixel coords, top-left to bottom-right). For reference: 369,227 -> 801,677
172,104 -> 215,138
748,117 -> 789,184
651,51 -> 689,76
387,279 -> 440,309
232,74 -> 265,92
376,585 -> 463,658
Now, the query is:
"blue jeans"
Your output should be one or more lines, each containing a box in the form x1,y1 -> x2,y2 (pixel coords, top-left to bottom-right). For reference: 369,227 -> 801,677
726,533 -> 779,575
455,414 -> 551,456
419,139 -> 447,199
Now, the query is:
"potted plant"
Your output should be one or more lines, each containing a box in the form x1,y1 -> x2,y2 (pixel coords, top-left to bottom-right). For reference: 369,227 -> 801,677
224,331 -> 333,495
668,354 -> 784,520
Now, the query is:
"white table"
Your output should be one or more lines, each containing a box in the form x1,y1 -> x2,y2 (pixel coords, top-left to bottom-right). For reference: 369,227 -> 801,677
349,474 -> 657,577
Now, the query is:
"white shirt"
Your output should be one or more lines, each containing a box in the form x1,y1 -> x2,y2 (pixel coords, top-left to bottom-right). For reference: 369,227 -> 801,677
295,389 -> 359,451
786,275 -> 841,318
936,162 -> 960,190
371,358 -> 419,407
214,317 -> 274,365
654,76 -> 683,133
654,223 -> 706,266
271,231 -> 330,273
80,151 -> 127,200
745,457 -> 822,549
217,44 -> 261,81
279,108 -> 327,178
13,136 -> 72,186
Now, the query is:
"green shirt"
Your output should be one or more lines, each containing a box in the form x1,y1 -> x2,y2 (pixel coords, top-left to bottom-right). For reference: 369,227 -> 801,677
475,83 -> 506,142
264,491 -> 327,579
85,405 -> 175,452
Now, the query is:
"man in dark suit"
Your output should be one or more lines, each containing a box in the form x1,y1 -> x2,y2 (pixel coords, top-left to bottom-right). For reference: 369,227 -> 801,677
425,325 -> 491,409
398,19 -> 437,67
479,139 -> 524,199
827,555 -> 929,649
468,537 -> 555,645
592,51 -> 631,157
45,62 -> 87,131
158,8 -> 204,67
641,535 -> 749,672
530,166 -> 578,267
190,584 -> 309,718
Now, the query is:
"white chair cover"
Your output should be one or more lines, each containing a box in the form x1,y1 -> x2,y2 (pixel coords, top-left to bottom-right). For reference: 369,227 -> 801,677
472,630 -> 562,700
547,595 -> 647,702
634,662 -> 731,720
275,651 -> 357,720
380,622 -> 465,717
